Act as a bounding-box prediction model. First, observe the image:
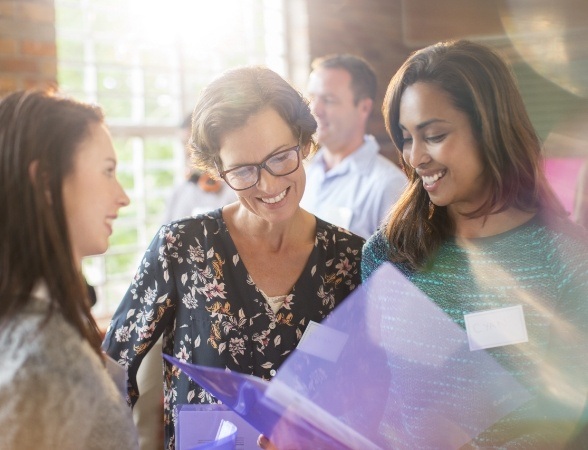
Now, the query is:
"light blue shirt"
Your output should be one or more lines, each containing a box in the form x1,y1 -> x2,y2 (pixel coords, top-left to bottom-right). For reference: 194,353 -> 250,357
301,135 -> 407,239
163,179 -> 236,224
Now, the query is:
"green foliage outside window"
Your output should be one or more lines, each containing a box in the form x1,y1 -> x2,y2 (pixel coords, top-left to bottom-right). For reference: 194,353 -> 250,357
56,0 -> 284,316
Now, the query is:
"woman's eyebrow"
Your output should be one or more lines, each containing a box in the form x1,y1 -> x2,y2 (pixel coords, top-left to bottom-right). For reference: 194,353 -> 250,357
399,118 -> 450,131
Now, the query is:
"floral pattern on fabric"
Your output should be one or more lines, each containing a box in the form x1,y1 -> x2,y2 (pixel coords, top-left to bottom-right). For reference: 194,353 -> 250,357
102,208 -> 364,449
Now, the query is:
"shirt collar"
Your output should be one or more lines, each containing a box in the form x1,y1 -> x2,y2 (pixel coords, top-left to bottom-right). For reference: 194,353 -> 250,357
316,134 -> 380,177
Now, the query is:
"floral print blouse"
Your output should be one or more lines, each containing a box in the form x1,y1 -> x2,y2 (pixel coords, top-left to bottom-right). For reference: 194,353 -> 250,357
102,208 -> 364,449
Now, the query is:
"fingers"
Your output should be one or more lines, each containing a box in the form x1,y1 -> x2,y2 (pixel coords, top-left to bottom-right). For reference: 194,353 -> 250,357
257,434 -> 277,450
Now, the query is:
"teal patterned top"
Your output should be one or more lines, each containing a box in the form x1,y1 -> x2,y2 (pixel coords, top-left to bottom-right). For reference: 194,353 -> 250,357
362,215 -> 588,448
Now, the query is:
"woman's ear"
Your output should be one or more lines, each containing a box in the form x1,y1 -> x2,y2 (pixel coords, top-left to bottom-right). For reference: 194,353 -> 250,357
301,141 -> 312,159
28,160 -> 52,204
359,97 -> 373,117
28,159 -> 39,183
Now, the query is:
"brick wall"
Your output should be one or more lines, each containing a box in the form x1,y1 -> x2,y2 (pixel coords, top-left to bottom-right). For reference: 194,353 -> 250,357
0,0 -> 57,97
305,0 -> 588,158
1,0 -> 582,158
304,0 -> 511,161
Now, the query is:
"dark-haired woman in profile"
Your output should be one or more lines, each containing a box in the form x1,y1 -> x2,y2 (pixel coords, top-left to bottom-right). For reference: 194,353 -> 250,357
0,90 -> 136,449
362,40 -> 588,448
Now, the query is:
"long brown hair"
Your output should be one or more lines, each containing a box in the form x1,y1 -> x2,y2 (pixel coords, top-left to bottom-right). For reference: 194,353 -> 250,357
0,89 -> 105,357
382,40 -> 567,271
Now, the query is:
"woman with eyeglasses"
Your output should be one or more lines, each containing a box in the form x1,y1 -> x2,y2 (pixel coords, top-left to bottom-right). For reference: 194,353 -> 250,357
102,66 -> 365,450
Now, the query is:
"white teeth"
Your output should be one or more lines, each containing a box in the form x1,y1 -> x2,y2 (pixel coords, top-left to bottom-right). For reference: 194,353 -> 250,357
422,171 -> 445,186
261,189 -> 287,204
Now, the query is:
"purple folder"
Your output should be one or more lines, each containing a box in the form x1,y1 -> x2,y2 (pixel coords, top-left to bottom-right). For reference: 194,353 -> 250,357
175,404 -> 260,450
165,262 -> 532,449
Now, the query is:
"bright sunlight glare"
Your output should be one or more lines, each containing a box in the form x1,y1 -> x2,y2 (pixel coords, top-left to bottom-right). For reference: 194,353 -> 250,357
129,0 -> 247,45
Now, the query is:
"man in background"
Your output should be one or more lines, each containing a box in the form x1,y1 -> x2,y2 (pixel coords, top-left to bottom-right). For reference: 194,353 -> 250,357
301,54 -> 406,239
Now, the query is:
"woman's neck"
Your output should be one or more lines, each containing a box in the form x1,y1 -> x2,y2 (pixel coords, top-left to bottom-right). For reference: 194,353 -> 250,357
451,208 -> 536,240
224,204 -> 315,253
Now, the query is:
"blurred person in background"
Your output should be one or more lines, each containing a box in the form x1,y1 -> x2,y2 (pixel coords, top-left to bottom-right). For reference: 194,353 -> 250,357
301,53 -> 406,239
162,114 -> 235,223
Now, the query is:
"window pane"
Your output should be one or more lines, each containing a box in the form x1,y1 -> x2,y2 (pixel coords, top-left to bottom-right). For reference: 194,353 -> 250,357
144,138 -> 174,159
57,63 -> 84,93
55,0 -> 287,317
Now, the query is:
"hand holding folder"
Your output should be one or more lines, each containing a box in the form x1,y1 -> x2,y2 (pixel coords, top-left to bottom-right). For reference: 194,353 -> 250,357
166,262 -> 531,449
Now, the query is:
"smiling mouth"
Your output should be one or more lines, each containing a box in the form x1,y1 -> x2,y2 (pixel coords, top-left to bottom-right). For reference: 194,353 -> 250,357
422,170 -> 446,187
260,188 -> 288,204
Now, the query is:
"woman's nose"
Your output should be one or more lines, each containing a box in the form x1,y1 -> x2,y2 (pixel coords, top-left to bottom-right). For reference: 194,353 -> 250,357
117,181 -> 131,207
405,139 -> 429,169
256,166 -> 279,191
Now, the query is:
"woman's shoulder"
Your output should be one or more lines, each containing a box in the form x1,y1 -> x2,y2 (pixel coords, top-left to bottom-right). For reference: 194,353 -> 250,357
361,228 -> 395,282
524,213 -> 588,250
157,208 -> 226,241
13,307 -> 127,399
315,217 -> 366,248
363,228 -> 390,253
0,312 -> 42,382
164,207 -> 223,227
536,214 -> 588,264
0,306 -> 88,383
0,309 -> 138,449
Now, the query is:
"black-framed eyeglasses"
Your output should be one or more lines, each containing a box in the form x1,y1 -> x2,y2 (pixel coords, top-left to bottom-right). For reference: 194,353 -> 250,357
216,139 -> 303,191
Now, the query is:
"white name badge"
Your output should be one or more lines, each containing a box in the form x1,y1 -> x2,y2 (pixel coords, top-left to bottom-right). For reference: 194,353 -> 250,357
297,320 -> 348,362
464,305 -> 529,351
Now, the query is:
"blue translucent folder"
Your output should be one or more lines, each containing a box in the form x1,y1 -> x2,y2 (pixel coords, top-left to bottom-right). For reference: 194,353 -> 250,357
165,262 -> 532,449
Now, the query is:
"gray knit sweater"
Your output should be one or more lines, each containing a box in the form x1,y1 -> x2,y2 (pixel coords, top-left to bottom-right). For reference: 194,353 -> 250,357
0,283 -> 139,450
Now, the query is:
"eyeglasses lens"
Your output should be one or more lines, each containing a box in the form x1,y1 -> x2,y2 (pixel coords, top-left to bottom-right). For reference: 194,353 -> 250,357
225,146 -> 300,190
